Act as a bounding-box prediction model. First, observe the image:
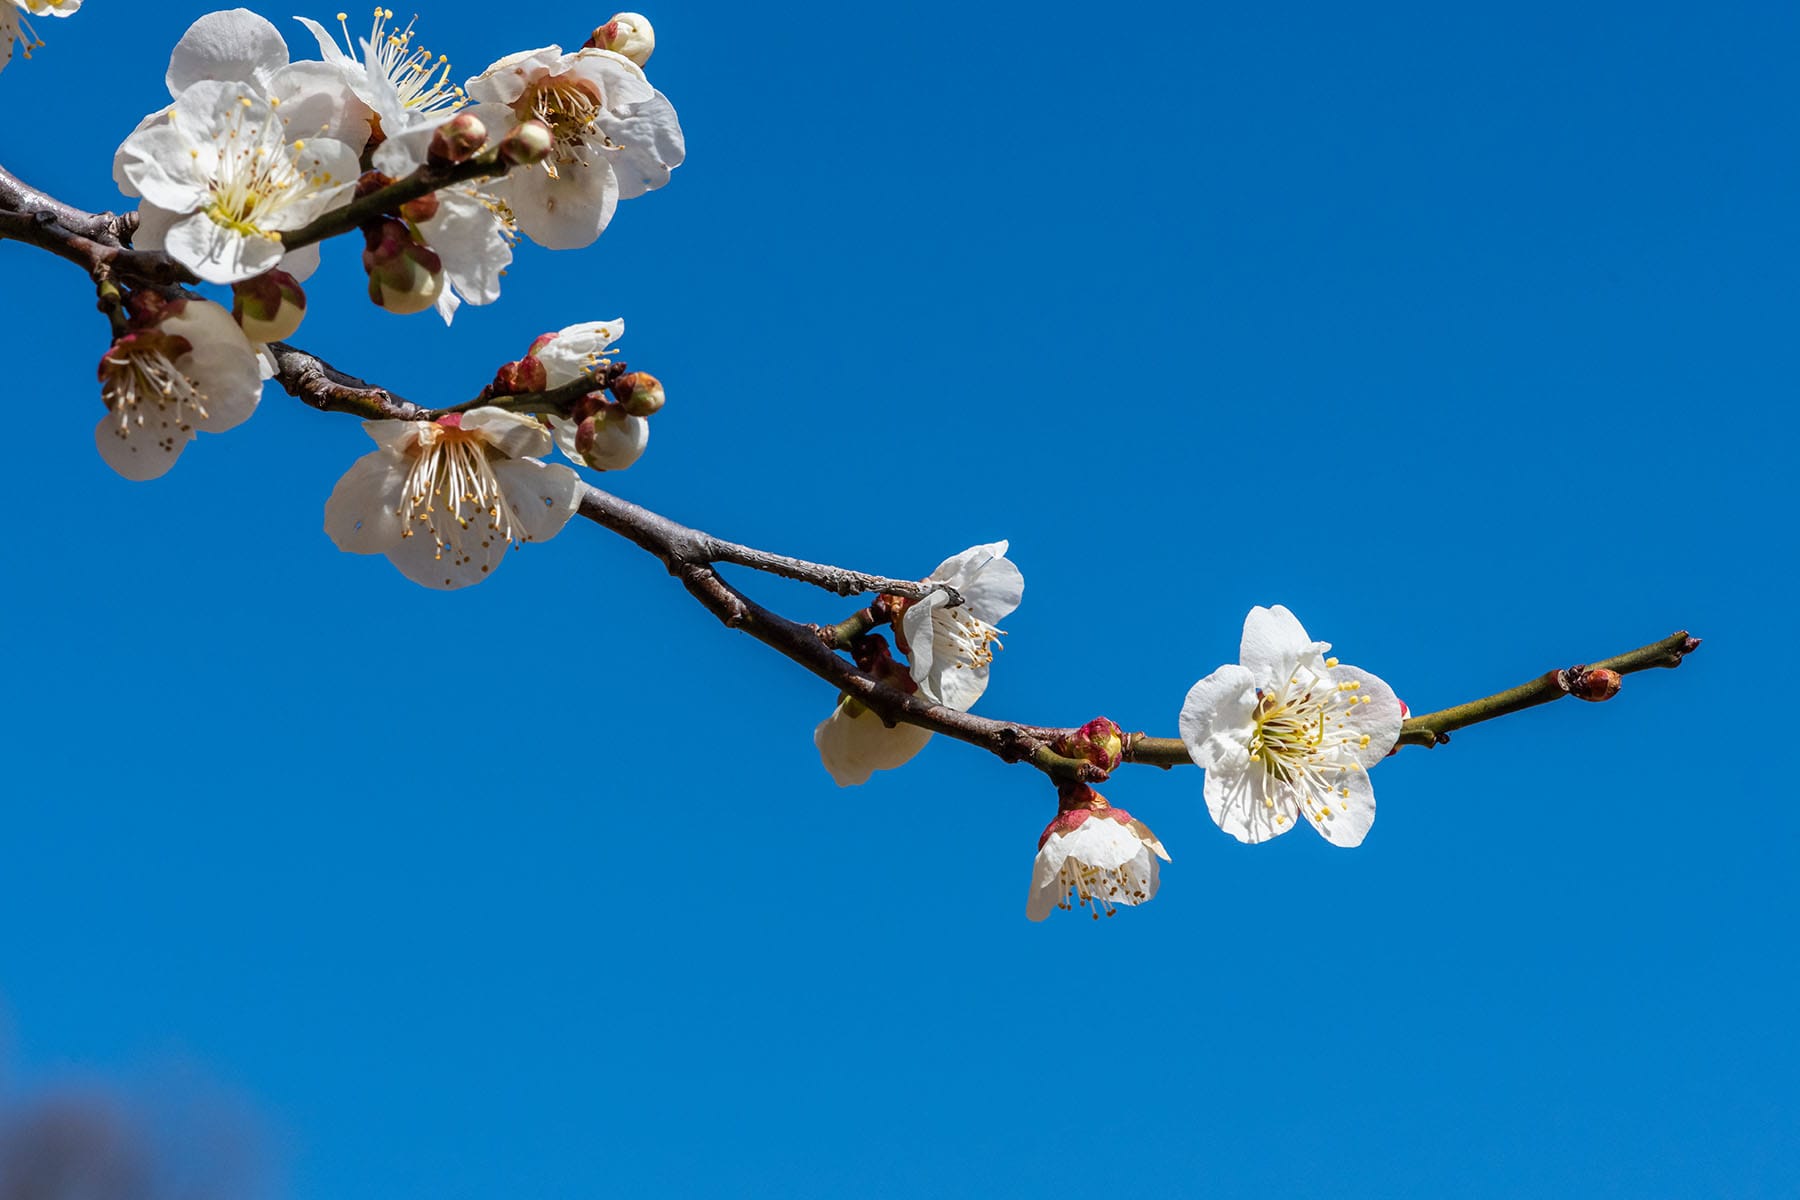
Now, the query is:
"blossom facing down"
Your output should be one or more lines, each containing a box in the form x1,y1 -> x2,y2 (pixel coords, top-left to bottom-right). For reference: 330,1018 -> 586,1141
121,81 -> 358,283
814,696 -> 934,787
1179,605 -> 1403,848
323,408 -> 580,589
95,298 -> 263,481
463,45 -> 684,249
901,541 -> 1024,710
1027,785 -> 1170,922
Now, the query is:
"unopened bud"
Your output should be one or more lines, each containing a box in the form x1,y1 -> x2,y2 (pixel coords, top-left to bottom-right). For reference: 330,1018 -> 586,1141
1568,667 -> 1622,703
487,355 -> 548,397
573,406 -> 650,471
362,218 -> 445,316
585,11 -> 655,65
1053,717 -> 1125,776
428,112 -> 488,164
399,191 -> 440,224
610,370 -> 664,417
231,269 -> 307,342
500,119 -> 555,166
353,170 -> 394,200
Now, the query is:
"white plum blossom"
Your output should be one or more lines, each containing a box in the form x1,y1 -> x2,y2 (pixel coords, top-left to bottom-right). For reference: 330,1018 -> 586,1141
324,408 -> 581,589
371,126 -> 515,323
813,543 -> 1024,786
813,697 -> 934,787
1027,789 -> 1170,922
902,541 -> 1024,710
120,80 -> 359,283
114,9 -> 371,193
95,298 -> 263,481
463,45 -> 684,249
1179,605 -> 1403,848
295,7 -> 465,140
2,0 -> 79,75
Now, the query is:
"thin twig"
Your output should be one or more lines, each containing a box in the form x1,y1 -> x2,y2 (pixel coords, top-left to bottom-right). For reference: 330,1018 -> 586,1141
5,162 -> 1701,783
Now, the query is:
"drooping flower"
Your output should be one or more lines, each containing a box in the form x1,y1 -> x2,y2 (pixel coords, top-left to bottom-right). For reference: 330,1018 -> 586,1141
814,635 -> 933,786
95,297 -> 263,481
1027,785 -> 1170,922
812,545 -> 1024,786
462,45 -> 684,249
120,80 -> 359,283
814,696 -> 934,788
323,408 -> 581,589
1179,605 -> 1403,848
901,541 -> 1024,710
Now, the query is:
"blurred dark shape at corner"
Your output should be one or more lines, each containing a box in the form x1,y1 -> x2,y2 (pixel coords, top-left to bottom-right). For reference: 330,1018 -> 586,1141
0,1071 -> 273,1200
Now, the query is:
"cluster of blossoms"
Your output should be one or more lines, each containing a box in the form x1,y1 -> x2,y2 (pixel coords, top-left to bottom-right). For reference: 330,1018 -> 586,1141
63,9 -> 1426,924
816,575 -> 1406,919
323,318 -> 660,588
0,0 -> 77,74
89,8 -> 681,504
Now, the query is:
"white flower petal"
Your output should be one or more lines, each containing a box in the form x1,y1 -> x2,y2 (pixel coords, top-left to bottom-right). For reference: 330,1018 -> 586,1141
459,408 -> 552,459
490,457 -> 580,543
1178,663 -> 1258,770
1327,664 -> 1405,766
269,58 -> 371,148
493,156 -> 619,250
1299,766 -> 1376,848
94,406 -> 191,481
594,88 -> 685,200
165,212 -> 283,284
813,700 -> 933,786
422,189 -> 512,305
323,447 -> 408,553
382,504 -> 509,589
1240,604 -> 1331,686
166,8 -> 288,97
162,300 -> 262,432
1203,759 -> 1298,845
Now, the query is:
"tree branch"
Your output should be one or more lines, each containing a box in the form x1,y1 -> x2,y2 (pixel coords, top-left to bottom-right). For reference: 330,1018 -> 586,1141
4,162 -> 1702,784
276,153 -> 511,252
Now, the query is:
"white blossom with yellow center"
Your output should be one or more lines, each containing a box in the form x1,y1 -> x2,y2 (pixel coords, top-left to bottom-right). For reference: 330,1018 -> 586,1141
1179,605 -> 1403,847
324,408 -> 582,589
462,44 -> 685,249
902,541 -> 1024,711
120,80 -> 358,283
94,299 -> 263,482
296,7 -> 464,138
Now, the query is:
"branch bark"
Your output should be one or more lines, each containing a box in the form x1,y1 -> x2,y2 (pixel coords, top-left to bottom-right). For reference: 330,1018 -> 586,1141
3,162 -> 1702,785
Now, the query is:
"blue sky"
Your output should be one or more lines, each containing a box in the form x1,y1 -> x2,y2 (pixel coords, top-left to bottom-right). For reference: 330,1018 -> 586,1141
2,2 -> 1794,1197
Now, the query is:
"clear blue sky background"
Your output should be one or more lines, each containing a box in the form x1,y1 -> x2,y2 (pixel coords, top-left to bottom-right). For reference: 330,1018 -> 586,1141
2,2 -> 1794,1196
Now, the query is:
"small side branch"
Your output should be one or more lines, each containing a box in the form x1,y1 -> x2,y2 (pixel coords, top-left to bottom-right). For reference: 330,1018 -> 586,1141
277,154 -> 511,252
1393,631 -> 1701,748
267,343 -> 427,421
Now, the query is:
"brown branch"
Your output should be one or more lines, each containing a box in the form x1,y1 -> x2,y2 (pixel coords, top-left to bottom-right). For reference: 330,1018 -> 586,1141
2,162 -> 1701,783
276,153 -> 510,252
265,343 -> 427,421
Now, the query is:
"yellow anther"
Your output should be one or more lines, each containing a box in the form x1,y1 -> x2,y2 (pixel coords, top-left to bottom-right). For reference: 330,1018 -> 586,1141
1359,734 -> 1370,746
1325,657 -> 1339,667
